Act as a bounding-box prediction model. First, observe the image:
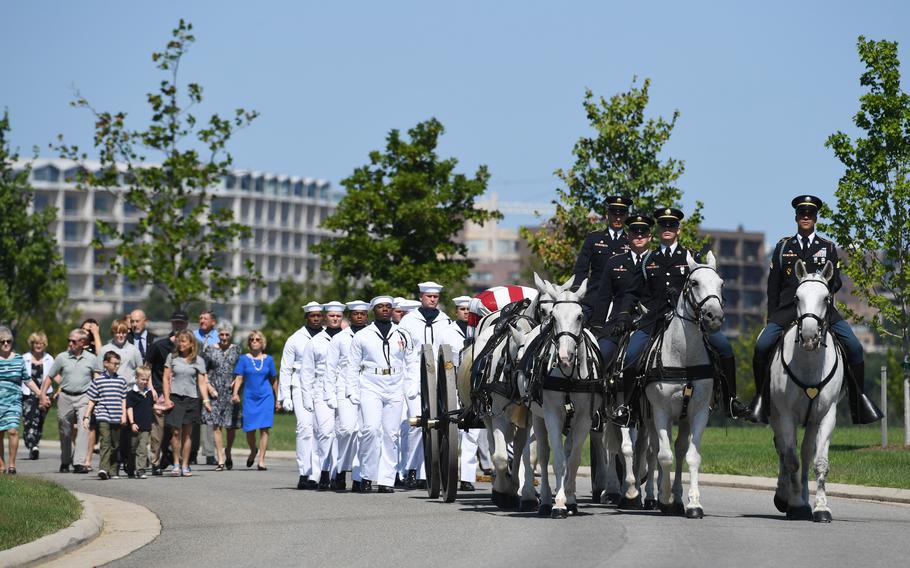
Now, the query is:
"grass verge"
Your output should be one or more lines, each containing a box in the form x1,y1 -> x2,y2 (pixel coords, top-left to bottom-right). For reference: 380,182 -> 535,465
0,476 -> 82,551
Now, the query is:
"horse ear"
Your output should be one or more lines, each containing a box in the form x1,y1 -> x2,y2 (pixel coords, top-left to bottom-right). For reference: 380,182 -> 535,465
533,272 -> 547,293
575,278 -> 588,300
544,281 -> 560,300
821,260 -> 834,282
509,322 -> 524,343
795,259 -> 807,280
704,250 -> 717,269
561,274 -> 576,292
686,252 -> 698,270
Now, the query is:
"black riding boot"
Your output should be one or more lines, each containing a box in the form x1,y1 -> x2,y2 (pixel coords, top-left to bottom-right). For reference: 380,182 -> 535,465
720,357 -> 751,420
612,369 -> 638,426
748,352 -> 770,425
847,361 -> 884,424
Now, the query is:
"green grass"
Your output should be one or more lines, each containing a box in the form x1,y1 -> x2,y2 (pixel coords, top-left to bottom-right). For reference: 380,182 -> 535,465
0,476 -> 82,551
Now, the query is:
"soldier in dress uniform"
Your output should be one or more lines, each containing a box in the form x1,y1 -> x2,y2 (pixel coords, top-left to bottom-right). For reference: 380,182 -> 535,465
279,300 -> 325,490
300,301 -> 346,490
618,208 -> 750,421
347,296 -> 419,493
748,195 -> 883,424
591,214 -> 654,419
399,282 -> 452,489
572,195 -> 633,322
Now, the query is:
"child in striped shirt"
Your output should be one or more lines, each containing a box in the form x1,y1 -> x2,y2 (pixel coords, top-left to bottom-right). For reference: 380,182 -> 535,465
82,351 -> 127,480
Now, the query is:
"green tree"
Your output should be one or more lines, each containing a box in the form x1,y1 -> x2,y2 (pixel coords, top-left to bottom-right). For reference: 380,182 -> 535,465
0,111 -> 70,342
56,20 -> 261,311
260,279 -> 322,357
315,118 -> 500,298
522,79 -> 706,281
822,36 -> 910,413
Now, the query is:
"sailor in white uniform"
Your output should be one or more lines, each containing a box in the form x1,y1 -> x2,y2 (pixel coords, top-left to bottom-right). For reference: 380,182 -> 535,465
441,295 -> 481,491
325,299 -> 370,491
347,296 -> 418,493
398,281 -> 452,489
300,301 -> 346,490
392,297 -> 420,324
279,300 -> 324,490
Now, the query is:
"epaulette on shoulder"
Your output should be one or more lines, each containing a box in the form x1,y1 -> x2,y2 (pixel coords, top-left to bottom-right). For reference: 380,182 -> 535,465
815,235 -> 833,244
776,236 -> 790,245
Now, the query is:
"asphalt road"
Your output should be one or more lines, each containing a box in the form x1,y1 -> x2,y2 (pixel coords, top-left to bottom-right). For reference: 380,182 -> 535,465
13,447 -> 910,568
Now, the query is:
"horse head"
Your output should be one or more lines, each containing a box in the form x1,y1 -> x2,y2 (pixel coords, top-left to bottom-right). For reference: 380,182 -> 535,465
537,275 -> 586,377
794,259 -> 834,351
533,272 -> 558,322
683,251 -> 726,333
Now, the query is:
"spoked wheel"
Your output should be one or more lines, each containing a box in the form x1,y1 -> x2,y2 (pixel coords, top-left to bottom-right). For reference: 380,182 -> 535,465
437,345 -> 460,503
420,344 -> 440,499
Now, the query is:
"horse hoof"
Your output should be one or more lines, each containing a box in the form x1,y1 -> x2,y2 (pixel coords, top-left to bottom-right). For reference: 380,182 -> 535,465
658,502 -> 678,516
618,496 -> 643,510
491,490 -> 519,510
773,494 -> 788,513
813,510 -> 833,523
786,505 -> 813,521
601,492 -> 622,506
567,503 -> 579,516
519,499 -> 539,512
537,504 -> 553,517
685,507 -> 704,519
643,498 -> 659,510
551,507 -> 568,519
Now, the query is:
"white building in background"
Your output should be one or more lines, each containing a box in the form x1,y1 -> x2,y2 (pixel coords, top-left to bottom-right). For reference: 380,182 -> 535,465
19,158 -> 337,328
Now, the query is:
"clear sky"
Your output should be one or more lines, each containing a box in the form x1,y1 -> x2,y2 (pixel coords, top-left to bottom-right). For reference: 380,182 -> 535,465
2,1 -> 908,243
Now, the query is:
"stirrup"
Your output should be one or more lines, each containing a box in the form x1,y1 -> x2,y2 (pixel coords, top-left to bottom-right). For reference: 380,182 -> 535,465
610,404 -> 632,427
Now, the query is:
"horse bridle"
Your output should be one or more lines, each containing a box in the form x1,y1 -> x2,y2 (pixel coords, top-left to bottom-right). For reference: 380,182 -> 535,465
550,299 -> 585,348
794,278 -> 831,347
677,265 -> 724,332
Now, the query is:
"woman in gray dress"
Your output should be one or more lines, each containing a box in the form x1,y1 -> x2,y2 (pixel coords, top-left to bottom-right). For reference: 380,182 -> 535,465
201,322 -> 241,470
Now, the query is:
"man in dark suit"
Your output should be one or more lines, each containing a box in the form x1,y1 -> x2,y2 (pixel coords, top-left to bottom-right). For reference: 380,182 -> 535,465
128,309 -> 158,365
749,195 -> 883,424
573,195 -> 632,322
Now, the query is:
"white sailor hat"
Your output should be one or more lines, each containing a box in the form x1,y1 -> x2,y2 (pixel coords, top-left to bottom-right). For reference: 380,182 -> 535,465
417,281 -> 444,294
302,301 -> 324,313
392,297 -> 407,309
370,295 -> 395,309
322,301 -> 346,312
400,299 -> 421,312
346,299 -> 370,312
452,295 -> 472,308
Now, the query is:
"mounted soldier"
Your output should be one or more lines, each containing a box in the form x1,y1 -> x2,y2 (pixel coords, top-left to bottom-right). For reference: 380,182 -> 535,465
617,207 -> 750,422
748,195 -> 883,424
573,195 -> 632,322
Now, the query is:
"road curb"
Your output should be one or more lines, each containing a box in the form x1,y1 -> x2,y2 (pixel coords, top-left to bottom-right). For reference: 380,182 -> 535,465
0,492 -> 102,568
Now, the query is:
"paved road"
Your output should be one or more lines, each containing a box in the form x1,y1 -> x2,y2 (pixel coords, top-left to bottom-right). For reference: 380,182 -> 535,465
14,447 -> 910,568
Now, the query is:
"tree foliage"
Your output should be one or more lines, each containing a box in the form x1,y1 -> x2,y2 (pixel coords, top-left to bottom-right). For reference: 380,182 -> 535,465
315,118 -> 500,298
822,37 -> 910,374
56,20 -> 262,310
0,112 -> 70,340
260,279 -> 322,357
521,79 -> 705,281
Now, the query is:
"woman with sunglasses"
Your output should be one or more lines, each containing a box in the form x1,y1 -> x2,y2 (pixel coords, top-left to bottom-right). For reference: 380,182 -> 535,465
232,331 -> 278,470
0,326 -> 43,474
201,321 -> 242,470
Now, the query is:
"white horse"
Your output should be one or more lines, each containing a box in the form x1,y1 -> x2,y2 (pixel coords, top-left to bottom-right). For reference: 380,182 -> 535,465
519,276 -> 603,518
644,252 -> 724,518
770,260 -> 843,523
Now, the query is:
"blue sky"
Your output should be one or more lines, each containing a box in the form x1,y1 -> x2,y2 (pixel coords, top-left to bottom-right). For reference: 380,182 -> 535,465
2,1 -> 908,243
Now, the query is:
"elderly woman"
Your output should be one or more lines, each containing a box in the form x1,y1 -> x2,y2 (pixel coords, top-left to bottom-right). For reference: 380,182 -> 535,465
22,331 -> 54,460
232,330 -> 278,470
202,321 -> 242,471
0,326 -> 43,474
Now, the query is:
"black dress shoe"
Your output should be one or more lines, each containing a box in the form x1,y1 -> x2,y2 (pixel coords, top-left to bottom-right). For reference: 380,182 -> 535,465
394,473 -> 406,488
331,471 -> 347,490
416,479 -> 427,490
459,481 -> 476,492
152,467 -> 162,476
377,485 -> 394,493
59,463 -> 70,473
351,479 -> 362,493
361,479 -> 373,493
225,456 -> 233,470
317,470 -> 331,491
405,469 -> 418,489
72,464 -> 87,474
297,475 -> 311,490
30,448 -> 40,460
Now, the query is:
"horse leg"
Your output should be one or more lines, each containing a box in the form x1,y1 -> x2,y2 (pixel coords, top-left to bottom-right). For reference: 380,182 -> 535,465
489,414 -> 515,508
772,414 -> 805,519
519,423 -> 538,511
651,403 -> 676,514
812,406 -> 837,523
643,427 -> 659,509
617,425 -> 640,508
510,420 -> 529,497
602,425 -> 622,504
564,396 -> 594,515
800,420 -> 818,514
533,413 -> 553,516
684,403 -> 710,519
543,401 -> 569,518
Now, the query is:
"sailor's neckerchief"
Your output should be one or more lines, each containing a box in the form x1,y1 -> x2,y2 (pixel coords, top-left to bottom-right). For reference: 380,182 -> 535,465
373,320 -> 395,366
417,306 -> 440,344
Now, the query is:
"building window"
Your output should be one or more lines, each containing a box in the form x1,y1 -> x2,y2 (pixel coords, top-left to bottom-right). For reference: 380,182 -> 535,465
294,181 -> 304,197
63,221 -> 80,242
64,194 -> 80,214
307,183 -> 316,199
466,240 -> 487,254
123,200 -> 140,217
266,178 -> 278,195
720,265 -> 740,283
33,192 -> 53,211
254,177 -> 264,193
471,271 -> 493,283
743,290 -> 763,308
254,201 -> 263,222
280,179 -> 291,196
64,248 -> 81,269
240,175 -> 252,191
94,193 -> 112,215
743,265 -> 764,285
743,241 -> 761,260
225,174 -> 237,190
63,167 -> 86,183
33,165 -> 60,182
497,239 -> 517,254
720,239 -> 737,258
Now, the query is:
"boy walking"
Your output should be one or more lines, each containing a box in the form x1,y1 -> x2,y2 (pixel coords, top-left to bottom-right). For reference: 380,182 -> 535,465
82,351 -> 127,480
127,367 -> 155,479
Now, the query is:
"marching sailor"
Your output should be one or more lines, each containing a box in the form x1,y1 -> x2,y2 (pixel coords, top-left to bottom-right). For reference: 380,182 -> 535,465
620,208 -> 750,420
347,296 -> 418,493
573,195 -> 632,322
325,299 -> 370,491
591,214 -> 654,421
392,298 -> 420,324
441,295 -> 481,491
749,195 -> 883,424
300,301 -> 346,490
279,300 -> 324,490
398,281 -> 452,489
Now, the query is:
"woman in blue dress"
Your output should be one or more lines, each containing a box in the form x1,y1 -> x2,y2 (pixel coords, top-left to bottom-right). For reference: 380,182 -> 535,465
232,330 -> 279,470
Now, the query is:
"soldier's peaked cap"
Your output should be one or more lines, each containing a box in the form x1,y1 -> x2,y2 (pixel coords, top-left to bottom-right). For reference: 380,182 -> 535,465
604,195 -> 632,209
791,195 -> 823,211
654,207 -> 684,222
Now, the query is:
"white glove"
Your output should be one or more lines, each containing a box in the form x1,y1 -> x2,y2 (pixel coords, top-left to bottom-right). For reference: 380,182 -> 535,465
347,392 -> 360,406
282,398 -> 294,412
325,396 -> 337,410
406,383 -> 419,400
302,393 -> 314,412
